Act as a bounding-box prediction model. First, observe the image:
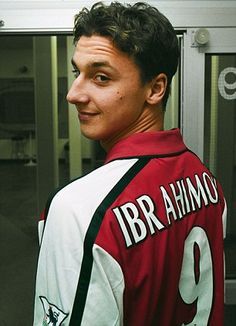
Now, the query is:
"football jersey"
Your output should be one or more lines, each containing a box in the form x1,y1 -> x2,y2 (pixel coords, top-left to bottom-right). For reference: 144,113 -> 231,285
33,129 -> 226,326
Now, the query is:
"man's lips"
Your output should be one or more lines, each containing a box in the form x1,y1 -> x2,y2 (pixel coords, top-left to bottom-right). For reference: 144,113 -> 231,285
78,111 -> 99,121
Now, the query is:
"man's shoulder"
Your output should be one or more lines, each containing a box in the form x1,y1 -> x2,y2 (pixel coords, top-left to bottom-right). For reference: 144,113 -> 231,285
50,158 -> 139,209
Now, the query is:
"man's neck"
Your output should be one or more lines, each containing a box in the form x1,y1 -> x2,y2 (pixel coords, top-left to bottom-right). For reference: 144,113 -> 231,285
101,107 -> 164,152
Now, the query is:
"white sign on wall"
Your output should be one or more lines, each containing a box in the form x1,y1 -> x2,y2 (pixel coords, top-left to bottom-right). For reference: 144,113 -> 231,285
218,67 -> 236,100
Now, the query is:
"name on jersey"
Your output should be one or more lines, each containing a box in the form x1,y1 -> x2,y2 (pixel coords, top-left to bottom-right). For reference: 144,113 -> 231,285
112,172 -> 219,247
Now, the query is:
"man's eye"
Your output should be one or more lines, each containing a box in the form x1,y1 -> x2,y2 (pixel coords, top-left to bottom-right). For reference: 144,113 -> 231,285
72,69 -> 80,78
95,74 -> 110,83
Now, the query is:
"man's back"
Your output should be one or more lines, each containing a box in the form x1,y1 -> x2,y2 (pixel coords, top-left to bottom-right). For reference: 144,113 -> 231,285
34,130 -> 226,325
95,131 -> 226,325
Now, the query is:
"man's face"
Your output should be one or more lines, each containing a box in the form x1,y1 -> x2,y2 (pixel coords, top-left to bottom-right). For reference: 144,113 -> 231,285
67,35 -> 151,149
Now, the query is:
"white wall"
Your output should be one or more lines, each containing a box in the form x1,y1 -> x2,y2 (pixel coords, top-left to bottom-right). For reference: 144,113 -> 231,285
1,1 -> 236,32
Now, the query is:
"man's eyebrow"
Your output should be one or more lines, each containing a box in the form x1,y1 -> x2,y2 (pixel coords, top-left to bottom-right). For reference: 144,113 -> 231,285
89,61 -> 111,68
71,58 -> 118,71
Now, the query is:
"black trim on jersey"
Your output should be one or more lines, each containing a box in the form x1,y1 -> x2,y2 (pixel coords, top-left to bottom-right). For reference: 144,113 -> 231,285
41,148 -> 189,237
69,157 -> 151,326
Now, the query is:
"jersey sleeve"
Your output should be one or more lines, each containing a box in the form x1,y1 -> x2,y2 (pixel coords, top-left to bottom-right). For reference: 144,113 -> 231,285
79,244 -> 124,325
34,174 -> 126,326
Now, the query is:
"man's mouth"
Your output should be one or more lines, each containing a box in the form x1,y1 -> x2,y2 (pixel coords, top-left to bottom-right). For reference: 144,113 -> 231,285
78,110 -> 99,121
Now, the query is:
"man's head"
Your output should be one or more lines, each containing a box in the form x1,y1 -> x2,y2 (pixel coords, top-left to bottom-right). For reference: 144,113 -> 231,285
73,1 -> 179,108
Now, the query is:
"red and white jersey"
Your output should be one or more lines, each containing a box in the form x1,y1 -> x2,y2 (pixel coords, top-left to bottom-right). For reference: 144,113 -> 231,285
34,129 -> 227,326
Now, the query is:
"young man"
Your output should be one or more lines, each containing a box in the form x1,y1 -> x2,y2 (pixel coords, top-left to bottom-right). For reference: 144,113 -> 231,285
34,2 -> 227,325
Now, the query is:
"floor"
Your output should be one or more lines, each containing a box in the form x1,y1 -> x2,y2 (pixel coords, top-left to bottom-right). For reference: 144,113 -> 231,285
0,160 -> 235,325
0,160 -> 69,325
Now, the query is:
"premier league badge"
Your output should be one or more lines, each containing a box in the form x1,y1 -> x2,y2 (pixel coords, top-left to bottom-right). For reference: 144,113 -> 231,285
40,296 -> 69,325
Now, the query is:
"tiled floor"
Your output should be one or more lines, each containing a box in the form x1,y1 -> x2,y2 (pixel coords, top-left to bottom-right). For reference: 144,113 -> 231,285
0,160 -> 235,325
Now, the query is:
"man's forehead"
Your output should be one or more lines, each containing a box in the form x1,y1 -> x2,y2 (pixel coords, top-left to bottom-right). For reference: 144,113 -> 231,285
72,35 -> 131,69
76,35 -> 118,55
71,57 -> 114,70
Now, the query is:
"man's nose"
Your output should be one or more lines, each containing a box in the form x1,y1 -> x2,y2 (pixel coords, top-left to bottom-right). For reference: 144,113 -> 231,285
66,78 -> 90,104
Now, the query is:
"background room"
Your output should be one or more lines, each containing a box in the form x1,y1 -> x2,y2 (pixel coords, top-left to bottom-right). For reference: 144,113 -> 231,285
0,1 -> 236,324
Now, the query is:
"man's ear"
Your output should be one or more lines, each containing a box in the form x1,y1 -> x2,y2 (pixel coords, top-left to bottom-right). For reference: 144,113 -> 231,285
146,73 -> 167,105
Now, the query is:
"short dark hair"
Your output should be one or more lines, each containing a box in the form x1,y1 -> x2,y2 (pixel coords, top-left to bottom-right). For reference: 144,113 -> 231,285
73,1 -> 179,108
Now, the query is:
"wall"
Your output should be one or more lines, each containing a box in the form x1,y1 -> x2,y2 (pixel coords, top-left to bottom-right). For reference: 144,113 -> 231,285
1,0 -> 236,32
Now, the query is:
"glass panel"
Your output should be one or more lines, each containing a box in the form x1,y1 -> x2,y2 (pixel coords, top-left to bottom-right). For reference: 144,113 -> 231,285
0,35 -> 37,323
57,35 -> 70,184
204,54 -> 236,279
0,34 -> 71,323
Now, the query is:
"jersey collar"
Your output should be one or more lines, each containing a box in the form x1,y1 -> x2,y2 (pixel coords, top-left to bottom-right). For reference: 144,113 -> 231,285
105,129 -> 187,163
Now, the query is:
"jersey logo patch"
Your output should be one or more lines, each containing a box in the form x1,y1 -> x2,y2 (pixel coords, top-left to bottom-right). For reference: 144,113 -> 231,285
40,296 -> 69,325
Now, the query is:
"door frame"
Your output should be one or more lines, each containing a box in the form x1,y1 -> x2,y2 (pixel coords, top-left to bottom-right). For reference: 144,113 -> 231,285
182,27 -> 236,304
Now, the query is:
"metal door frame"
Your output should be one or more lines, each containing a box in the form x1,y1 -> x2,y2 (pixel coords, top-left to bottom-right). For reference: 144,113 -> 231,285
182,27 -> 236,304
